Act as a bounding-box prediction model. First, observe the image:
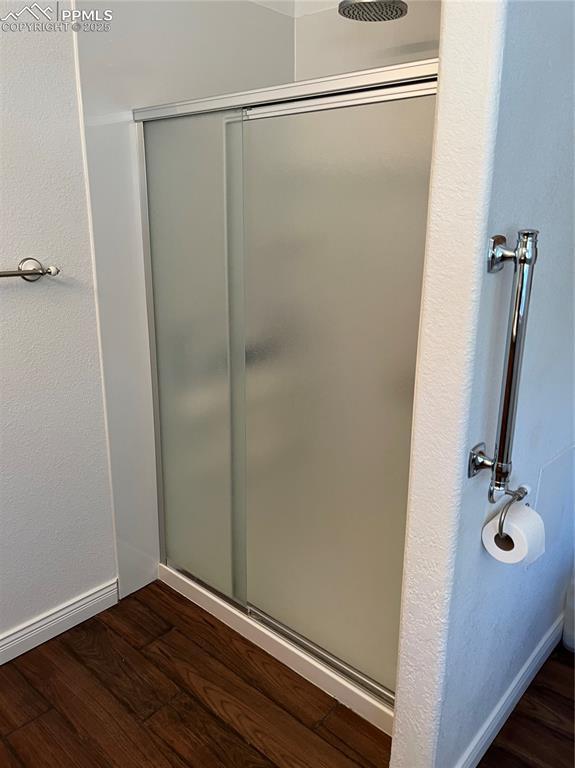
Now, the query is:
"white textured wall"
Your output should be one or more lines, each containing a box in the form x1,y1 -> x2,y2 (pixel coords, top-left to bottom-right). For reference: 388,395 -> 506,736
295,0 -> 440,80
0,13 -> 116,633
436,1 -> 574,764
76,0 -> 295,594
392,2 -> 574,766
390,3 -> 506,764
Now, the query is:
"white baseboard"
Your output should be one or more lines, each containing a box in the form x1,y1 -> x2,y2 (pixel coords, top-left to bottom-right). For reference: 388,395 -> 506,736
455,613 -> 564,768
158,563 -> 394,735
0,579 -> 118,665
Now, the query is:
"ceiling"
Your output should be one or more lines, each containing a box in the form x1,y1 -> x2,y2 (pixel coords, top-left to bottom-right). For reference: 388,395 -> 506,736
251,1 -> 340,18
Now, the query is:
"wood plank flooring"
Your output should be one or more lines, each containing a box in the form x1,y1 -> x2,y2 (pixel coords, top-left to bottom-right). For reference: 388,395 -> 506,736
0,581 -> 572,767
1,582 -> 390,768
479,644 -> 574,768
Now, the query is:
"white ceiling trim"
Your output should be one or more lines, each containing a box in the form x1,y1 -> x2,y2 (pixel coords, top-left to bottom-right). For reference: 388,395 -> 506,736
294,0 -> 339,16
250,0 -> 339,18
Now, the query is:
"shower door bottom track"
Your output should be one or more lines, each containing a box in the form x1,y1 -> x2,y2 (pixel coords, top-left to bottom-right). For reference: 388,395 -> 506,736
247,606 -> 395,706
166,563 -> 394,708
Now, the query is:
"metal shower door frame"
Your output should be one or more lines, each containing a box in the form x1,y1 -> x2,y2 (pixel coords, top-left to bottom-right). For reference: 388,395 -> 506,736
133,58 -> 438,122
135,58 -> 438,706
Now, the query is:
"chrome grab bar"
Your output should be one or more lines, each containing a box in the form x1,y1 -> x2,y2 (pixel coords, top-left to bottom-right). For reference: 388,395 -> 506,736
0,258 -> 60,282
468,229 -> 539,503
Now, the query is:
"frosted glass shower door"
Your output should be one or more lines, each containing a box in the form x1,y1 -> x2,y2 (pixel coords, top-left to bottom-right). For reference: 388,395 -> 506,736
145,110 -> 244,600
243,95 -> 436,690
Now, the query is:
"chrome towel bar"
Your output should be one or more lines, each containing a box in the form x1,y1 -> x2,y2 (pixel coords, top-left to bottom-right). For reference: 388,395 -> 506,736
468,229 -> 539,503
0,258 -> 60,282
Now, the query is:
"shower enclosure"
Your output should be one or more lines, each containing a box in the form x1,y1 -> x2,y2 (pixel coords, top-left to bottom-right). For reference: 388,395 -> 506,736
137,60 -> 437,705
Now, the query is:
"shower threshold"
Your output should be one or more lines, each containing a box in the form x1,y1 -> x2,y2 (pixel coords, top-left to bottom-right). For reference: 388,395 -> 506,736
248,606 -> 395,706
160,562 -> 395,734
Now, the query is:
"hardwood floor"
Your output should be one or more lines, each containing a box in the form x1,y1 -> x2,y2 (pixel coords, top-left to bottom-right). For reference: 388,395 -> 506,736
479,644 -> 574,768
0,581 -> 571,767
0,582 -> 390,768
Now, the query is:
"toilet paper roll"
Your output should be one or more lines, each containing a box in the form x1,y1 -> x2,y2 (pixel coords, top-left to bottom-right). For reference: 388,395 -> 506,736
482,503 -> 545,565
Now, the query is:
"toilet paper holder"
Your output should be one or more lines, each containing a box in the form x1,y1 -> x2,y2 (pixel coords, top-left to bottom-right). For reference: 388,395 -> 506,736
497,485 -> 528,540
468,229 -> 539,504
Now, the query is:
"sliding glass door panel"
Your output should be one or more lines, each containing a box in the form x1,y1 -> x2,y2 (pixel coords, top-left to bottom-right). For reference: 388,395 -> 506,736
145,110 -> 243,600
243,96 -> 435,689
144,90 -> 435,690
